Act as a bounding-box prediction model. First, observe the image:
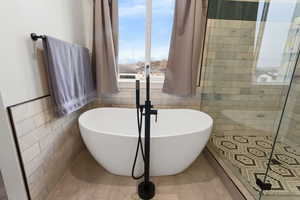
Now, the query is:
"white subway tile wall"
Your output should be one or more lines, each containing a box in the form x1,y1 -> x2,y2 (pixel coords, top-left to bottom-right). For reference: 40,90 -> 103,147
10,97 -> 101,200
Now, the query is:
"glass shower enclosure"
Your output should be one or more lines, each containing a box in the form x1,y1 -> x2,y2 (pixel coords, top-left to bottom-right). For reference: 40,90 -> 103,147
202,0 -> 300,199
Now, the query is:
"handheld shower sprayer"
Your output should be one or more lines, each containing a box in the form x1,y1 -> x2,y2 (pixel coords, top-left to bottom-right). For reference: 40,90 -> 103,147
136,80 -> 140,109
132,79 -> 145,180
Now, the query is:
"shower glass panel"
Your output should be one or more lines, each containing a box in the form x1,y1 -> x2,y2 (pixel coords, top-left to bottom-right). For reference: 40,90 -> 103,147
203,0 -> 300,199
260,53 -> 300,200
260,3 -> 300,198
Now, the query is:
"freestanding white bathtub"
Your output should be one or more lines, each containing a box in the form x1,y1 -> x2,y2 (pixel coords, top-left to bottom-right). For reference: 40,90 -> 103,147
79,108 -> 213,176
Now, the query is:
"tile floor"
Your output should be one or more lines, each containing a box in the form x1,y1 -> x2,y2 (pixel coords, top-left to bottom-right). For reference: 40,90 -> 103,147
47,150 -> 234,200
210,135 -> 300,197
0,172 -> 7,200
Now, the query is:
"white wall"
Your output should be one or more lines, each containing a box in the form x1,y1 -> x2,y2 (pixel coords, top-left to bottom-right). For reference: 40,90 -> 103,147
0,93 -> 28,200
0,0 -> 93,107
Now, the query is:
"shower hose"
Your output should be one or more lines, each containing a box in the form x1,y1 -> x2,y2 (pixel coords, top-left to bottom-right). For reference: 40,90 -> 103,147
131,106 -> 145,180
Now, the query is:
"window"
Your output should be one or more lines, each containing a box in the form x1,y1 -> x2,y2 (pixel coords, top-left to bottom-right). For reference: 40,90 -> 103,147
118,0 -> 146,79
254,0 -> 300,84
118,0 -> 175,81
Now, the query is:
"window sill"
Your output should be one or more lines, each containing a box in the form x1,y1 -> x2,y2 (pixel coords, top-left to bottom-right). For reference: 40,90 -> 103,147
118,78 -> 164,89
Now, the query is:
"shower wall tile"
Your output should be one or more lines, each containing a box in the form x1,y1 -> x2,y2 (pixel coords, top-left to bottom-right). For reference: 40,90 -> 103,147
282,67 -> 300,145
22,143 -> 41,164
201,19 -> 287,137
19,131 -> 39,151
15,118 -> 36,137
9,97 -> 101,200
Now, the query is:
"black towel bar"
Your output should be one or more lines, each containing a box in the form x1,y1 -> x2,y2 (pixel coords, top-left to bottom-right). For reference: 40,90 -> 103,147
30,33 -> 46,41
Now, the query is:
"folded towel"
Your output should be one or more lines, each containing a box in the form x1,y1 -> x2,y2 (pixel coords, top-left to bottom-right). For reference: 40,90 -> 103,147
43,36 -> 96,117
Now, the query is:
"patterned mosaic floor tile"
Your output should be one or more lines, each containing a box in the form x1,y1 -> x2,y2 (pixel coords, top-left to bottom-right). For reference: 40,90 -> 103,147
210,135 -> 300,196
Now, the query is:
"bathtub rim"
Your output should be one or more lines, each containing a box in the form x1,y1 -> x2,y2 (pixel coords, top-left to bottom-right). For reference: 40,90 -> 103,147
79,107 -> 213,138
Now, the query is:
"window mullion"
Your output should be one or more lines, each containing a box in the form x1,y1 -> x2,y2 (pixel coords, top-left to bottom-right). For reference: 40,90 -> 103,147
145,0 -> 152,72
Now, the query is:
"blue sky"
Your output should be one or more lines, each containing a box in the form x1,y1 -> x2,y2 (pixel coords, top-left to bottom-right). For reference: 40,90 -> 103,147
119,0 -> 175,64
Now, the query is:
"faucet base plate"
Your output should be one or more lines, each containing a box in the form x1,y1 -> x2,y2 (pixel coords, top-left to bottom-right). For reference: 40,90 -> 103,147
138,181 -> 155,200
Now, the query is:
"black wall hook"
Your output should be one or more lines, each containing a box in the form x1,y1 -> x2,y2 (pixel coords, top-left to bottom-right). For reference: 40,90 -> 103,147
30,33 -> 46,41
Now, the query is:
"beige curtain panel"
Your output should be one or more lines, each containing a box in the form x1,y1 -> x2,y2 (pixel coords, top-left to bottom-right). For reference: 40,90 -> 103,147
93,0 -> 119,94
163,0 -> 208,96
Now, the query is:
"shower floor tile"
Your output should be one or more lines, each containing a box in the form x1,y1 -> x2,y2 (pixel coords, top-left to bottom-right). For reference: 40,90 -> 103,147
210,135 -> 300,197
47,150 -> 233,200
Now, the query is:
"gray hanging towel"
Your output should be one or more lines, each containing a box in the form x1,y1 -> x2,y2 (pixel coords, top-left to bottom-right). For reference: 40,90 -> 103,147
43,36 -> 97,117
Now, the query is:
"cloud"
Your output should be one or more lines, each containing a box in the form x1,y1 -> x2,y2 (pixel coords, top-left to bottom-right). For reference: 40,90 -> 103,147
118,0 -> 175,64
153,0 -> 175,15
119,4 -> 145,17
119,0 -> 175,17
151,46 -> 170,60
119,45 -> 145,64
119,45 -> 170,64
